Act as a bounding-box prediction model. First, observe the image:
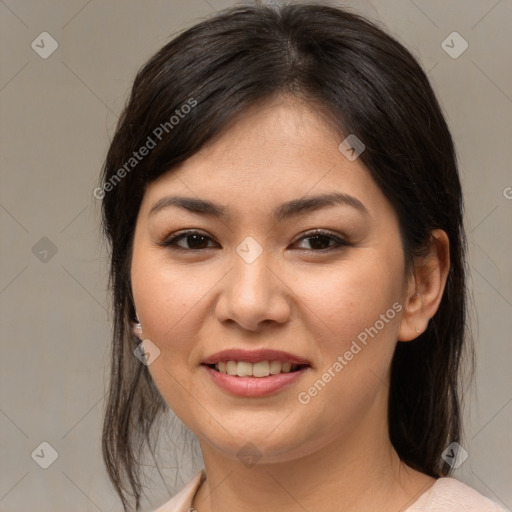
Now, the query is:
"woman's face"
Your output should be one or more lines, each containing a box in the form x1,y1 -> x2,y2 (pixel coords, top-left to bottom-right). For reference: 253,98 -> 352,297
131,96 -> 409,464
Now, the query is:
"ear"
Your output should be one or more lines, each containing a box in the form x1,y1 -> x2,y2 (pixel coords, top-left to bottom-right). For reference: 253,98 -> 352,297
398,229 -> 450,342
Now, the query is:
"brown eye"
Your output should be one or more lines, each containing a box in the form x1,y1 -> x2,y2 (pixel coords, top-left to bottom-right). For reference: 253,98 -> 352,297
161,230 -> 218,250
294,230 -> 352,251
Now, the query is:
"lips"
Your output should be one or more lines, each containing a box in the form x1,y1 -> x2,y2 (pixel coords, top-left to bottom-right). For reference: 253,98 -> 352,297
201,348 -> 311,397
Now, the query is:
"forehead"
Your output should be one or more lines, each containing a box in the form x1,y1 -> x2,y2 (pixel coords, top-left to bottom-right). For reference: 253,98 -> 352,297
139,96 -> 393,222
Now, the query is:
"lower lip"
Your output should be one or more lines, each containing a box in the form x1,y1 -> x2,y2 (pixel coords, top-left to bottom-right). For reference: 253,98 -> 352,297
202,365 -> 309,397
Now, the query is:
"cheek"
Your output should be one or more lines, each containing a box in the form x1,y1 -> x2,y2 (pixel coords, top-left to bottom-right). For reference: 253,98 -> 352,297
290,258 -> 403,440
130,240 -> 176,318
291,261 -> 403,433
295,253 -> 403,357
130,250 -> 211,420
131,248 -> 220,361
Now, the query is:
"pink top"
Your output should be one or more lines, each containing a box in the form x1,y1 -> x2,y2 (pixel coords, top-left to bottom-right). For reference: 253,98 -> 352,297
153,469 -> 507,512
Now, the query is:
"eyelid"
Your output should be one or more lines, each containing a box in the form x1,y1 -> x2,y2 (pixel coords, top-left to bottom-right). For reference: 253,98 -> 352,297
294,228 -> 349,243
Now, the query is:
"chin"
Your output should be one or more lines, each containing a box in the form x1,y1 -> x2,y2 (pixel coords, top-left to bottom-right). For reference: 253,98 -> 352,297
195,420 -> 323,466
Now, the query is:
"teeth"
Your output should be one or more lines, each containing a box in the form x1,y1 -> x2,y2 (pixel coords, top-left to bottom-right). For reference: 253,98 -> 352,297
253,361 -> 270,377
213,360 -> 301,377
236,361 -> 252,377
226,361 -> 237,375
269,360 -> 282,374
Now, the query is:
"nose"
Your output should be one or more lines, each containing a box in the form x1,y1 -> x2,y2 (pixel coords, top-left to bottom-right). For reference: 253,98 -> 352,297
215,247 -> 291,331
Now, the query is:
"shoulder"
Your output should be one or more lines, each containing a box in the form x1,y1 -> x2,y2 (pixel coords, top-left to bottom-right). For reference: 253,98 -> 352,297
152,469 -> 206,512
407,477 -> 506,512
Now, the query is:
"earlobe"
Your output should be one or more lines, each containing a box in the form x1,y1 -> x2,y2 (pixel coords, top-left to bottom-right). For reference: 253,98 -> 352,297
133,313 -> 143,340
398,288 -> 428,342
398,229 -> 450,342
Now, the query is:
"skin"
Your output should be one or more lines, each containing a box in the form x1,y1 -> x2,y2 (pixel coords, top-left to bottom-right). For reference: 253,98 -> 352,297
130,95 -> 450,512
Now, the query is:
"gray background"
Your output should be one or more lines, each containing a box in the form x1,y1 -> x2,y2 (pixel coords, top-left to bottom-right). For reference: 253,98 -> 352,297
1,0 -> 511,511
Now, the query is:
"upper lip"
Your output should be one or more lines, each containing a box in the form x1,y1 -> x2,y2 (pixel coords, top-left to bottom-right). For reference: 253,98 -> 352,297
202,349 -> 311,365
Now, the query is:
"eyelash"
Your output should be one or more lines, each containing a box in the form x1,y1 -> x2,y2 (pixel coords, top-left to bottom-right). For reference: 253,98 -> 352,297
159,229 -> 352,253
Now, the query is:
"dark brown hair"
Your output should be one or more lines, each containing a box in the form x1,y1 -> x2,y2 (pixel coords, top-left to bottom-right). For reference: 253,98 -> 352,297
99,2 -> 472,510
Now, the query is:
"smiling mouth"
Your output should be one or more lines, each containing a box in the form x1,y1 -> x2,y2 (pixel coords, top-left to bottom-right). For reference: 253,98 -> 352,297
205,360 -> 309,377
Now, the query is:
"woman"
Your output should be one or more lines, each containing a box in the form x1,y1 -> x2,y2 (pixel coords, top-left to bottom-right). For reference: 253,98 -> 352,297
99,2 -> 506,511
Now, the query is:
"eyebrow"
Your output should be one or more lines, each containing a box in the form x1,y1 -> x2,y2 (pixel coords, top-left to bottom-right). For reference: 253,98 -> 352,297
149,192 -> 369,221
